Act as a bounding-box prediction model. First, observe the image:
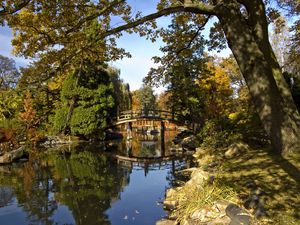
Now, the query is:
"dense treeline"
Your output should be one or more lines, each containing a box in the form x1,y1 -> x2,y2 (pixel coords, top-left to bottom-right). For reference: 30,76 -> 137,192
0,0 -> 300,154
0,56 -> 132,148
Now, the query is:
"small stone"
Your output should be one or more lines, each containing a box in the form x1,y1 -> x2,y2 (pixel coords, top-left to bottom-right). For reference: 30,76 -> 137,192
163,200 -> 177,210
225,142 -> 249,159
244,195 -> 259,209
156,219 -> 176,225
213,200 -> 230,213
207,215 -> 231,225
166,188 -> 177,199
208,162 -> 218,168
226,204 -> 251,225
181,135 -> 198,150
190,209 -> 207,220
182,219 -> 198,225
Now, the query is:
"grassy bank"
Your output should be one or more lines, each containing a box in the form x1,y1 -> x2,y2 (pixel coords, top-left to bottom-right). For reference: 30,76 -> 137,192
220,147 -> 300,224
165,145 -> 300,224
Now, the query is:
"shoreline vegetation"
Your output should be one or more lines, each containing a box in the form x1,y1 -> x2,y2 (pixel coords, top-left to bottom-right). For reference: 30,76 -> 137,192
157,132 -> 300,225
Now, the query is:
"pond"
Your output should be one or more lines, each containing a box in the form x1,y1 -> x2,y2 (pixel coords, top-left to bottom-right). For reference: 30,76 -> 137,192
0,132 -> 193,225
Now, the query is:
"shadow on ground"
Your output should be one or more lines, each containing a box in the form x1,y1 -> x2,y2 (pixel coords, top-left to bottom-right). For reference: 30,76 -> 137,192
220,148 -> 300,224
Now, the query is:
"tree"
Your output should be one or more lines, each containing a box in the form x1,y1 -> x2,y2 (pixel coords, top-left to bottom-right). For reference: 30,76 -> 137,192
131,90 -> 141,111
0,56 -> 22,121
130,85 -> 156,113
145,13 -> 208,129
53,60 -> 114,139
197,59 -> 233,121
0,0 -> 31,24
0,89 -> 21,121
139,84 -> 156,113
4,0 -> 300,153
0,55 -> 20,90
157,92 -> 172,111
109,67 -> 132,114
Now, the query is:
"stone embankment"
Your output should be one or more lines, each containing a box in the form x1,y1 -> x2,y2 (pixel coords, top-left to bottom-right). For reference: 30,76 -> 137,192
157,138 -> 266,225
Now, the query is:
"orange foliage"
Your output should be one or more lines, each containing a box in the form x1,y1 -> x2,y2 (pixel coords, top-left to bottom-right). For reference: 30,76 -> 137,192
19,90 -> 38,129
0,128 -> 17,151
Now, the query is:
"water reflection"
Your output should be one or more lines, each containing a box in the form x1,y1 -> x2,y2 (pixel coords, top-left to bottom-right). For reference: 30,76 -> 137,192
0,132 -> 192,225
0,186 -> 14,207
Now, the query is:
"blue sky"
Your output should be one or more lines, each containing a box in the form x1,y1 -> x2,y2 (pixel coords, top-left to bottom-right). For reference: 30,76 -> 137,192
0,0 -> 169,92
0,0 -> 230,92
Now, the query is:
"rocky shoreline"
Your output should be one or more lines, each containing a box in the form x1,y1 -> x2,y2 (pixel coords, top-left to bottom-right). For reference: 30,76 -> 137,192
0,146 -> 27,164
157,131 -> 266,225
0,135 -> 73,165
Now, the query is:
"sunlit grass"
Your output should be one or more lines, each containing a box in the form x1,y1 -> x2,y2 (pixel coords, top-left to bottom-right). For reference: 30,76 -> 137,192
171,178 -> 238,223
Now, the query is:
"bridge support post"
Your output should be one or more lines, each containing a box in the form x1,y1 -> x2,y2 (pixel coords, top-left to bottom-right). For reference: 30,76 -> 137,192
160,121 -> 165,156
126,122 -> 132,139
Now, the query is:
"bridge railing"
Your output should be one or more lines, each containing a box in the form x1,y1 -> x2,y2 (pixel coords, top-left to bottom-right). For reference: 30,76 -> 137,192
117,109 -> 183,122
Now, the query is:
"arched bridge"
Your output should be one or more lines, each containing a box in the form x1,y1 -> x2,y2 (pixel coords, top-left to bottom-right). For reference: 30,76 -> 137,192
115,109 -> 185,126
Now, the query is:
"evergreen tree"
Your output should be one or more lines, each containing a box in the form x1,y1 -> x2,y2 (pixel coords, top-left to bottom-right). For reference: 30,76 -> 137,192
53,61 -> 114,139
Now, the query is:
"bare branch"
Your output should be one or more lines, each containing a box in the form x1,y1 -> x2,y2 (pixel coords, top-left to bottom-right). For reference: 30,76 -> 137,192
65,0 -> 126,34
99,4 -> 216,39
175,16 -> 211,57
0,0 -> 31,16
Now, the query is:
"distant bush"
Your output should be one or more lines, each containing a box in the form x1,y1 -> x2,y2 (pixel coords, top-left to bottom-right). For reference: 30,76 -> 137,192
197,120 -> 242,148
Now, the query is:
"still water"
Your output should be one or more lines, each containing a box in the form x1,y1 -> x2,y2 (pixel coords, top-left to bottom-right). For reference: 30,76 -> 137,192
0,132 -> 192,225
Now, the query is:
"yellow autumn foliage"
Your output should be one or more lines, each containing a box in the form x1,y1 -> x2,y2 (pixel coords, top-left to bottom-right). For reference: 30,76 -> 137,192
197,60 -> 234,119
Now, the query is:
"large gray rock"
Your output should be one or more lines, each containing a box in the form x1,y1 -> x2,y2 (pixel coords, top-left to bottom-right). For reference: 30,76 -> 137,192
0,146 -> 26,164
164,187 -> 180,210
225,204 -> 251,225
39,136 -> 69,146
156,219 -> 176,225
207,215 -> 231,225
182,219 -> 199,225
166,188 -> 177,199
181,135 -> 198,150
225,142 -> 249,159
186,169 -> 210,187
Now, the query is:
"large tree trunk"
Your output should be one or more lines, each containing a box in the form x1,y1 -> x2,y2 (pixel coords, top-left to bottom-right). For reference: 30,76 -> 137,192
243,0 -> 300,126
216,2 -> 300,154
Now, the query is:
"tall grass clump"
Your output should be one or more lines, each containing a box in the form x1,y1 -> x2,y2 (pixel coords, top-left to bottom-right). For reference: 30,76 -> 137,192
172,179 -> 238,223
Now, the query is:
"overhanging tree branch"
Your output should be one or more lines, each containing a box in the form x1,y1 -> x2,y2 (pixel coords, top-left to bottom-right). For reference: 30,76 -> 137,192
175,16 -> 211,57
99,4 -> 216,39
0,0 -> 31,16
65,0 -> 126,34
183,0 -> 215,14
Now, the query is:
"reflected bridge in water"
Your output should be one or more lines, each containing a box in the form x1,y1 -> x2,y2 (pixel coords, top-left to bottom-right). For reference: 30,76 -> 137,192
114,154 -> 193,177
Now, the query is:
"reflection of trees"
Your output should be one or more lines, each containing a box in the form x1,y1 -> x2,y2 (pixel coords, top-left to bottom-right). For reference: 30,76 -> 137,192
0,162 -> 57,225
0,186 -> 14,207
0,145 -> 131,225
165,159 -> 194,188
44,149 -> 131,225
140,141 -> 157,157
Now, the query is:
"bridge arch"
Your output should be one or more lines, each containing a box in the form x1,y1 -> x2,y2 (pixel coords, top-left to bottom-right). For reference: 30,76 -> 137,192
112,110 -> 187,130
